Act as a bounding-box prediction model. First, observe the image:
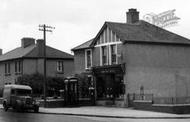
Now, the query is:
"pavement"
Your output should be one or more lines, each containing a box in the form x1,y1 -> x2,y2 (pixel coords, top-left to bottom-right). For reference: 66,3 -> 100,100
1,104 -> 190,119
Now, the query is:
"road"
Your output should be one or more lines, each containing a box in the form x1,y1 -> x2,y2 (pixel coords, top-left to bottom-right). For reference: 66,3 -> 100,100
0,109 -> 100,122
0,109 -> 190,122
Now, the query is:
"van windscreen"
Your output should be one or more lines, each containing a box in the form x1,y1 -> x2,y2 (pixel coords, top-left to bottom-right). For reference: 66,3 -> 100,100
16,89 -> 32,96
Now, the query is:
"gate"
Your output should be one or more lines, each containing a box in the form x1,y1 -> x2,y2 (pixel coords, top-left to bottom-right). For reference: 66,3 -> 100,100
64,77 -> 79,106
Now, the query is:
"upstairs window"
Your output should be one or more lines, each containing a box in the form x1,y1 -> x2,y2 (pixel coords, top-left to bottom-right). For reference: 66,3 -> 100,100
5,62 -> 11,76
85,49 -> 92,69
15,61 -> 22,74
57,61 -> 64,73
102,46 -> 107,65
111,45 -> 117,64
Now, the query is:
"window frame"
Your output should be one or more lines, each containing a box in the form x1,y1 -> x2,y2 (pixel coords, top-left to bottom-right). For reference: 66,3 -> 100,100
57,61 -> 64,73
101,46 -> 108,66
85,49 -> 92,69
5,62 -> 11,76
15,60 -> 22,74
110,45 -> 117,65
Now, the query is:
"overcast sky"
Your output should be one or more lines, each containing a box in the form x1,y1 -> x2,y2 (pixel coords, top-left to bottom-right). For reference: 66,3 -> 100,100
0,0 -> 190,54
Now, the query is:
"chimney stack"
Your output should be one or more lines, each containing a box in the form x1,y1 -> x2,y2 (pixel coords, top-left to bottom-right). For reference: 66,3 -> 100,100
36,39 -> 45,57
126,8 -> 139,24
21,37 -> 35,48
0,49 -> 2,55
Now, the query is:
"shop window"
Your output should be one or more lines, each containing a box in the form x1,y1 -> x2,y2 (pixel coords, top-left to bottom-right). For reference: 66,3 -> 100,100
96,75 -> 125,100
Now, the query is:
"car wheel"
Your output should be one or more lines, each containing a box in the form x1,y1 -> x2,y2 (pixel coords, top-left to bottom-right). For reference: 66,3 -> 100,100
15,102 -> 21,112
3,102 -> 8,111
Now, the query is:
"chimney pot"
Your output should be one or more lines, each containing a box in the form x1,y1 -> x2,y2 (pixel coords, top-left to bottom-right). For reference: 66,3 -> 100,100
126,8 -> 139,24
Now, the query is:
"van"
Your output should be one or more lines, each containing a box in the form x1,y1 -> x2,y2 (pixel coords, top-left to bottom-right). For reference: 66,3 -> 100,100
3,84 -> 39,112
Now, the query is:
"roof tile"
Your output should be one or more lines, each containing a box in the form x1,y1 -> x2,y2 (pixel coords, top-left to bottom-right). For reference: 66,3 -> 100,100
0,44 -> 73,62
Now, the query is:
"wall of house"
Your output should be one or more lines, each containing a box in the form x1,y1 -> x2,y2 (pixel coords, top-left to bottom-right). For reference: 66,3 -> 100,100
46,59 -> 74,77
62,60 -> 74,77
0,58 -> 74,89
0,61 -> 22,86
23,59 -> 37,75
123,43 -> 190,98
0,63 -> 5,89
73,43 -> 123,75
0,63 -> 4,89
23,59 -> 74,77
117,44 -> 123,64
74,50 -> 85,74
92,47 -> 100,67
23,59 -> 44,75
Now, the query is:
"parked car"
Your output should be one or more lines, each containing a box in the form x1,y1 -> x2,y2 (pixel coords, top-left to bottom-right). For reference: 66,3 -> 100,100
3,84 -> 39,112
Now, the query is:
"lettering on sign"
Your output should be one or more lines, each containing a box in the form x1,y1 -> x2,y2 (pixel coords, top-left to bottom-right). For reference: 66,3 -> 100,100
143,9 -> 180,28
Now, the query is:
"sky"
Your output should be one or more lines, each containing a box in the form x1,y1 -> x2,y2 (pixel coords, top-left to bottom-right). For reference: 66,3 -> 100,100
0,0 -> 190,54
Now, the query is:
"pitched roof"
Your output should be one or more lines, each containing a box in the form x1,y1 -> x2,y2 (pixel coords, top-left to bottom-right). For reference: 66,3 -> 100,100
25,46 -> 73,59
71,38 -> 94,51
90,20 -> 190,46
0,44 -> 73,62
0,45 -> 36,61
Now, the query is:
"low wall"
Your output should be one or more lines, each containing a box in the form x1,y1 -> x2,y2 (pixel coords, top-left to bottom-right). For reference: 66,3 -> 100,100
38,99 -> 65,108
96,99 -> 125,107
79,98 -> 94,106
39,98 -> 94,107
133,100 -> 190,114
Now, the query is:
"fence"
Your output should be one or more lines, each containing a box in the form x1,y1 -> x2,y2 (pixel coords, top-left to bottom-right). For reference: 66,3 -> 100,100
128,93 -> 153,101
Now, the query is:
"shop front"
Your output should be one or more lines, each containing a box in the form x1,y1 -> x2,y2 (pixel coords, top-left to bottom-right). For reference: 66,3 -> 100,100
92,64 -> 125,107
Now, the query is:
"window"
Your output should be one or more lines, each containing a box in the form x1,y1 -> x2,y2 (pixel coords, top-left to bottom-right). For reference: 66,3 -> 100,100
5,62 -> 11,76
85,49 -> 92,69
15,61 -> 22,74
96,75 -> 124,100
102,46 -> 107,65
57,61 -> 64,73
109,29 -> 112,42
111,45 -> 117,64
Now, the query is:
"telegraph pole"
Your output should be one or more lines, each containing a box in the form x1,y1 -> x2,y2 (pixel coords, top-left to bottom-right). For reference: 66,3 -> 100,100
39,24 -> 55,107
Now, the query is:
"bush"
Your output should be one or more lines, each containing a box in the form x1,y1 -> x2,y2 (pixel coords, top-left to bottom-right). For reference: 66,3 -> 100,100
17,73 -> 65,97
75,73 -> 91,98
